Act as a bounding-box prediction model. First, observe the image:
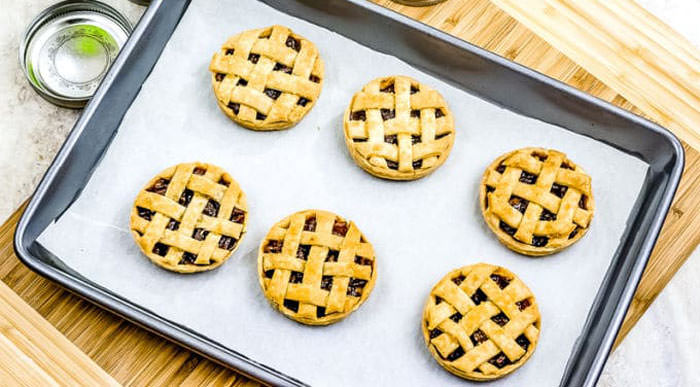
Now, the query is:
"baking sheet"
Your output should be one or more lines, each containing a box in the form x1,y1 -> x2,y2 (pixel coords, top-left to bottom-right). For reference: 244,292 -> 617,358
37,0 -> 648,385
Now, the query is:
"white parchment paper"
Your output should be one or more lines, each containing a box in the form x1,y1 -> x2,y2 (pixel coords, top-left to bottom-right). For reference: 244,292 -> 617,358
37,0 -> 648,385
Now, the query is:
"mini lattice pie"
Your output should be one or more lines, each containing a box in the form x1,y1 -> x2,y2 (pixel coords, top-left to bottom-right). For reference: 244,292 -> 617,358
209,25 -> 324,130
422,263 -> 540,381
480,148 -> 594,256
257,210 -> 376,325
130,162 -> 248,273
343,75 -> 455,180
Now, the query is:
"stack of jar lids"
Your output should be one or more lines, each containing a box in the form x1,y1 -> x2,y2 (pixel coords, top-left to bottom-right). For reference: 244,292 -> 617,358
20,1 -> 133,108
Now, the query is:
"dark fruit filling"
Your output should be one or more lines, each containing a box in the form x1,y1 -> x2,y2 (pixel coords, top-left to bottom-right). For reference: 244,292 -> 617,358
256,112 -> 267,121
412,135 -> 421,144
490,274 -> 511,289
193,167 -> 206,175
569,227 -> 581,239
449,312 -> 463,323
152,243 -> 169,256
264,240 -> 283,253
520,171 -> 538,184
452,274 -> 465,286
516,334 -> 530,351
166,219 -> 180,231
381,109 -> 395,120
353,138 -> 368,143
325,250 -> 339,262
309,75 -> 321,83
350,111 -> 366,121
218,236 -> 236,250
516,298 -> 531,311
285,36 -> 301,51
289,271 -> 304,283
386,160 -> 399,170
380,84 -> 394,93
532,236 -> 549,247
560,161 -> 575,170
410,85 -> 419,94
491,312 -> 509,326
354,256 -> 372,265
413,159 -> 423,169
321,275 -> 333,291
147,178 -> 169,195
180,252 -> 197,265
230,208 -> 245,223
283,299 -> 299,312
192,228 -> 209,241
410,109 -> 420,118
509,196 -> 528,214
332,220 -> 349,237
296,245 -> 310,260
297,97 -> 309,107
347,278 -> 367,297
203,199 -> 220,217
264,88 -> 281,99
316,307 -> 326,318
178,189 -> 193,206
273,63 -> 293,74
237,78 -> 248,87
579,194 -> 588,210
217,177 -> 230,187
488,352 -> 511,369
499,221 -> 517,236
471,289 -> 488,305
264,270 -> 275,279
435,133 -> 450,140
532,152 -> 548,162
215,73 -> 225,82
248,53 -> 259,64
227,102 -> 240,114
384,134 -> 398,145
446,347 -> 465,362
550,183 -> 568,198
137,207 -> 154,221
496,164 -> 506,174
540,209 -> 557,221
435,109 -> 445,118
470,329 -> 488,346
304,216 -> 317,231
429,328 -> 443,339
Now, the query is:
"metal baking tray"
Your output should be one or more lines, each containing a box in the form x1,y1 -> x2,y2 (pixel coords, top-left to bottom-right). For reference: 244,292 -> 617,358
14,0 -> 683,385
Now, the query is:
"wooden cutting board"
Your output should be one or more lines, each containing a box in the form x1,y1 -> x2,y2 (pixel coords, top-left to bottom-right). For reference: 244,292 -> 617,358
2,0 -> 699,384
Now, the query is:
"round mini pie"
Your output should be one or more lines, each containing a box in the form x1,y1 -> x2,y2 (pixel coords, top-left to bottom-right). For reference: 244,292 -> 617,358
422,263 -> 540,381
343,75 -> 455,180
480,147 -> 595,256
209,25 -> 324,130
257,209 -> 376,325
130,162 -> 248,273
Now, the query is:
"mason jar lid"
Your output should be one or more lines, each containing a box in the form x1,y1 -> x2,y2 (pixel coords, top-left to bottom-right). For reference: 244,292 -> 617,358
20,0 -> 132,108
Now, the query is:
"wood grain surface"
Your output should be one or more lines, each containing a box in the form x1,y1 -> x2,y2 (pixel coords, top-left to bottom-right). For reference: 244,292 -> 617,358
0,277 -> 117,386
2,0 -> 699,385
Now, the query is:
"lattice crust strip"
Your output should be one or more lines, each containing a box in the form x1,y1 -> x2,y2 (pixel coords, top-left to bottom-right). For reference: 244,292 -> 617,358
480,147 -> 595,256
210,25 -> 324,130
258,209 -> 376,325
422,263 -> 540,381
130,162 -> 248,273
343,75 -> 455,180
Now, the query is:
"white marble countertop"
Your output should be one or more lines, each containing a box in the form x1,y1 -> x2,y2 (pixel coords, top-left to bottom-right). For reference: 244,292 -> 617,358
1,0 -> 698,385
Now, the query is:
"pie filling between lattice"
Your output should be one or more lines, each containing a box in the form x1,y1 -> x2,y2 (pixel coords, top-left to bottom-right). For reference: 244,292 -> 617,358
132,165 -> 246,268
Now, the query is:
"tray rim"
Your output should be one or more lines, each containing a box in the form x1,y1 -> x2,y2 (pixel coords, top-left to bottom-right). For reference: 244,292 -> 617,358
14,0 -> 684,386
